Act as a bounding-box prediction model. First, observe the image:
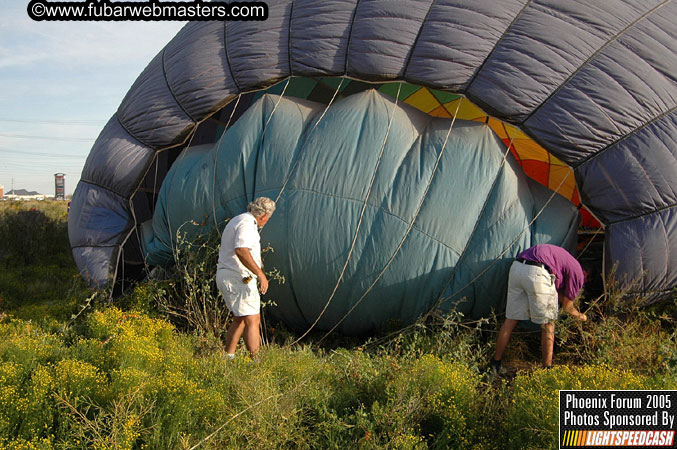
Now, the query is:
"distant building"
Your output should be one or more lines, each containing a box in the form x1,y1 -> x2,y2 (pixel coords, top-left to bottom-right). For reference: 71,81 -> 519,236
4,189 -> 46,201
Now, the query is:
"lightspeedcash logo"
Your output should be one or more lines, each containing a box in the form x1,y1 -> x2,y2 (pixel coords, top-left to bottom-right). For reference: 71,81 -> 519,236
560,391 -> 677,449
562,430 -> 675,448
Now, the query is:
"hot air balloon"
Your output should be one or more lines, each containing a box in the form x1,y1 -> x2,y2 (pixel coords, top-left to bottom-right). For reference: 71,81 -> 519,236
69,1 -> 677,334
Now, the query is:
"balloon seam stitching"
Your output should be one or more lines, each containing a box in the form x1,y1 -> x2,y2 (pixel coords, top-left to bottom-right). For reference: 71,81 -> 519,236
430,129 -> 519,311
77,178 -> 128,199
519,0 -> 671,128
401,0 -> 438,81
344,0 -> 363,76
161,47 -> 196,123
606,202 -> 676,226
289,83 -> 402,344
572,104 -> 677,170
223,21 -> 242,92
317,96 -> 464,341
113,111 -> 156,151
463,0 -> 534,95
211,95 -> 243,230
287,0 -> 294,77
274,78 -> 346,204
287,186 -> 463,256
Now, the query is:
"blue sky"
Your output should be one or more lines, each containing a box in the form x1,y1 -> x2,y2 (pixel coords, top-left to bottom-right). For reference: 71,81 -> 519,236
0,2 -> 185,195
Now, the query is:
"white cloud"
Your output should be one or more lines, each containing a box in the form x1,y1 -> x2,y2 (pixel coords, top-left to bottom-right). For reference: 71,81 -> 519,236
0,5 -> 185,70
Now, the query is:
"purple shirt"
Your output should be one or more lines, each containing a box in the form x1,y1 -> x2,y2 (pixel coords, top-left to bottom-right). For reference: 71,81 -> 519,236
517,244 -> 584,299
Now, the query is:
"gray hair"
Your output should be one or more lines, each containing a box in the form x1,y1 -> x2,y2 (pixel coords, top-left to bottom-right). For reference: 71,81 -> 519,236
247,197 -> 276,218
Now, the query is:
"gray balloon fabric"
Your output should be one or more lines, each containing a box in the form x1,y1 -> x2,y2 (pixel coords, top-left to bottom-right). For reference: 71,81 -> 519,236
142,91 -> 579,334
70,0 -> 677,305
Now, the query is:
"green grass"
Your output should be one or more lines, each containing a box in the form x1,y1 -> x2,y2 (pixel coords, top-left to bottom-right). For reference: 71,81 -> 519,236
0,201 -> 675,449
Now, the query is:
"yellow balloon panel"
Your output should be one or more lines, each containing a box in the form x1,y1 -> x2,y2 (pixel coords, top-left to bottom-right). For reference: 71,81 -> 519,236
445,99 -> 486,120
403,88 -> 439,113
503,123 -> 532,140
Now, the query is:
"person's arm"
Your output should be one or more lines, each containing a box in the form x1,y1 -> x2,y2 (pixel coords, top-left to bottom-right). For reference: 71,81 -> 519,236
235,247 -> 269,294
559,293 -> 586,321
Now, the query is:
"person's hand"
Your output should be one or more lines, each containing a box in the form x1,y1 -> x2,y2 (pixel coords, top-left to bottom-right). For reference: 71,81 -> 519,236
258,273 -> 269,295
577,312 -> 587,322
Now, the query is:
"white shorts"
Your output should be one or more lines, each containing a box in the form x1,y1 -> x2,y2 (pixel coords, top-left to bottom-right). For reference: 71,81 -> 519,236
216,269 -> 260,317
505,260 -> 558,324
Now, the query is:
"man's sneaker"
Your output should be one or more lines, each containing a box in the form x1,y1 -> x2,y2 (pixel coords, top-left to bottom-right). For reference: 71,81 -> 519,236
488,359 -> 501,377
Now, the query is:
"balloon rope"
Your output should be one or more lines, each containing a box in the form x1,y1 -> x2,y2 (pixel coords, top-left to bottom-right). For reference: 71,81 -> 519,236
187,376 -> 312,450
273,77 -> 346,204
428,157 -> 571,316
261,79 -> 291,146
245,79 -> 291,348
577,226 -> 603,261
129,158 -> 158,281
211,94 -> 243,230
365,131 -> 574,349
289,82 -> 403,346
163,127 -> 200,257
432,123 -> 519,303
316,96 -> 465,343
186,344 -> 355,449
120,123 -> 201,289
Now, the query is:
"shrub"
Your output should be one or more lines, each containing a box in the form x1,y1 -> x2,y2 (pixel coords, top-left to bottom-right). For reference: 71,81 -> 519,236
0,207 -> 69,268
0,362 -> 29,439
377,355 -> 485,449
558,288 -> 677,377
505,365 -> 651,449
54,360 -> 108,404
151,228 -> 231,338
85,307 -> 176,373
0,320 -> 66,373
0,201 -> 89,322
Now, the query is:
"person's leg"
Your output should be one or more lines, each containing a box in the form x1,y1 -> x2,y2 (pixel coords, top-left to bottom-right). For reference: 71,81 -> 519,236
225,316 -> 246,355
495,262 -> 529,365
242,313 -> 261,356
494,318 -> 519,361
541,322 -> 555,367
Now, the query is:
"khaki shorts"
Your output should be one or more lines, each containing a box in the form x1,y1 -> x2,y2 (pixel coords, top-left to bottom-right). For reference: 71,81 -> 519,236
216,269 -> 260,317
505,260 -> 558,324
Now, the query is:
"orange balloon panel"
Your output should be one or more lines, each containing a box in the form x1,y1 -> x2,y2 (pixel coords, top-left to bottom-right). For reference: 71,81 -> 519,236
521,160 -> 550,187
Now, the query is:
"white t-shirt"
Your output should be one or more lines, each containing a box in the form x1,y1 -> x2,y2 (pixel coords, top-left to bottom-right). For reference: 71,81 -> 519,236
216,212 -> 262,277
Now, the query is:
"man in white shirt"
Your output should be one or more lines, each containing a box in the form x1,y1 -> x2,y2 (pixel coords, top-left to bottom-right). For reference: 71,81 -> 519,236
216,197 -> 276,358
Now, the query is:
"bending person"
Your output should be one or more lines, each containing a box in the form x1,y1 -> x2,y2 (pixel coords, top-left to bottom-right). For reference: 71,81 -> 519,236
216,197 -> 276,359
491,243 -> 587,373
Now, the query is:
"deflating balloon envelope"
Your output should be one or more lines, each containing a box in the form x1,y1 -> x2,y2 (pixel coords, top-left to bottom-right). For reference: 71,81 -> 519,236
68,1 -> 677,321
